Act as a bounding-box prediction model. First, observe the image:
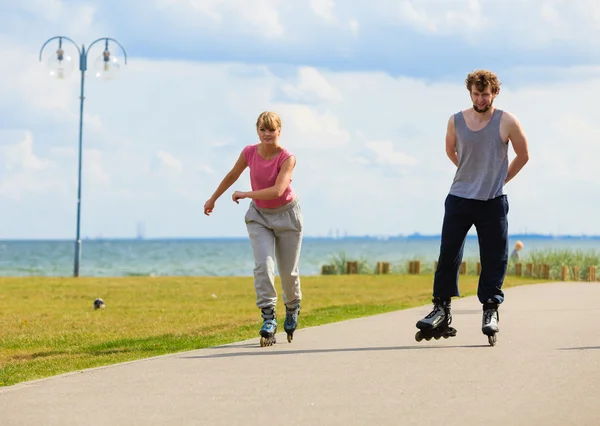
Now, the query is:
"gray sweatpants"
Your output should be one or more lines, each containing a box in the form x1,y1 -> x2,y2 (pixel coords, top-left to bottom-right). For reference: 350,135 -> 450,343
244,198 -> 303,310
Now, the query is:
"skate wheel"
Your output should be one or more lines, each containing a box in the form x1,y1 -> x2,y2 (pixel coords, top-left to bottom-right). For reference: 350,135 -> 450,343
434,335 -> 441,340
415,331 -> 423,342
488,334 -> 497,346
443,335 -> 449,339
260,336 -> 276,347
425,336 -> 432,341
287,334 -> 293,343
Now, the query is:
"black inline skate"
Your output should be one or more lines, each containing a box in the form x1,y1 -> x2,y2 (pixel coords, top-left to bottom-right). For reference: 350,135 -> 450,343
415,298 -> 457,342
482,299 -> 499,346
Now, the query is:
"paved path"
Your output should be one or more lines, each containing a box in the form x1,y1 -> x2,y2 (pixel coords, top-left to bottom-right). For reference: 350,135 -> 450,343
2,282 -> 599,425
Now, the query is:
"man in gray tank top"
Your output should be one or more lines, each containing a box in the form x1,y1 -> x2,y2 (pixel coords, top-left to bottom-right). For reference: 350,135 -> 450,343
415,70 -> 530,346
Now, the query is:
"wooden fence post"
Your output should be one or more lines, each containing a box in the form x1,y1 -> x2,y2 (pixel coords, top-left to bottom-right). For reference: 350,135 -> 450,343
542,264 -> 550,279
560,265 -> 569,281
588,266 -> 597,282
515,263 -> 522,277
321,265 -> 335,275
408,260 -> 421,275
375,262 -> 390,275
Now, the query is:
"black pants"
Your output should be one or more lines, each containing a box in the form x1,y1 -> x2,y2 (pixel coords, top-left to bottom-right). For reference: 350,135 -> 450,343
433,194 -> 509,305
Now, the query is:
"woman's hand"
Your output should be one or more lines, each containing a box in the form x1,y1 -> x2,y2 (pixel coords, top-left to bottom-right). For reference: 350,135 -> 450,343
232,191 -> 247,204
204,198 -> 216,216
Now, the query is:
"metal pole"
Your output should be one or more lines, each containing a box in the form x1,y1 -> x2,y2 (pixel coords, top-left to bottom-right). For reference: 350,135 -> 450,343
39,36 -> 127,277
74,45 -> 87,277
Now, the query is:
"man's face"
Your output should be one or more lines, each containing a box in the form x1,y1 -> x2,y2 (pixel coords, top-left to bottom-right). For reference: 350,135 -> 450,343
470,85 -> 496,113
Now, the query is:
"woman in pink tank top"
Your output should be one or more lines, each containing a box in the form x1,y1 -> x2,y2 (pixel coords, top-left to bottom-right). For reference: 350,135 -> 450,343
204,111 -> 303,347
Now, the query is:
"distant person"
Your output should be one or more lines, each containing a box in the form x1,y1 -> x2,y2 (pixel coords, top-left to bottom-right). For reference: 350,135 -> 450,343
510,240 -> 524,262
204,111 -> 303,347
415,70 -> 530,346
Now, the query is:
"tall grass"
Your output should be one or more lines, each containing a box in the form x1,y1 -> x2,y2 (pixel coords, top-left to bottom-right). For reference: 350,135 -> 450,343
323,248 -> 600,280
390,257 -> 481,275
516,248 -> 600,280
326,251 -> 372,274
323,251 -> 485,276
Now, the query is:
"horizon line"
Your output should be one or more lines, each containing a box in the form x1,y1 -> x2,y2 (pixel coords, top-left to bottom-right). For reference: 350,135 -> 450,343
1,233 -> 600,242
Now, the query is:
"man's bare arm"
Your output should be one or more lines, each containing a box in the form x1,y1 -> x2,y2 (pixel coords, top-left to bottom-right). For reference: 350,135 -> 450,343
505,113 -> 529,184
445,115 -> 458,167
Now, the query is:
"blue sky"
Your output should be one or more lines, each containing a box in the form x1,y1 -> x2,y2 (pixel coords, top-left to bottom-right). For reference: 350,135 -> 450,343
1,0 -> 600,239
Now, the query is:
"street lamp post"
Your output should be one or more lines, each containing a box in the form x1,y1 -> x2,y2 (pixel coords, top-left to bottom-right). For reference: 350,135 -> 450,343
39,36 -> 127,277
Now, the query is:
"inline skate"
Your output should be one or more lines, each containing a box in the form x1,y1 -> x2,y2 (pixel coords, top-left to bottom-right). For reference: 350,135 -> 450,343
259,307 -> 277,347
283,304 -> 301,343
415,298 -> 457,342
482,299 -> 499,346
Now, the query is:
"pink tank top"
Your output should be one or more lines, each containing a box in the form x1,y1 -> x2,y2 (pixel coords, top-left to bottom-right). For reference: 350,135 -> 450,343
243,144 -> 296,209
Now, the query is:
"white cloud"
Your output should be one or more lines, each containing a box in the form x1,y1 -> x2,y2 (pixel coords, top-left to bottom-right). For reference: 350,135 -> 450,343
153,150 -> 183,179
1,132 -> 50,172
69,4 -> 97,38
2,6 -> 600,237
84,149 -> 110,186
238,0 -> 284,38
83,113 -> 103,132
212,141 -> 232,148
188,0 -> 222,19
5,0 -> 600,87
349,18 -> 359,36
0,174 -> 53,200
2,41 -> 77,118
50,146 -> 76,157
0,131 -> 62,200
11,1 -> 99,40
277,105 -> 351,151
153,0 -> 284,37
310,0 -> 337,23
280,67 -> 341,103
364,141 -> 418,166
540,3 -> 561,26
398,0 -> 435,33
197,165 -> 213,174
15,0 -> 64,20
396,0 -> 486,35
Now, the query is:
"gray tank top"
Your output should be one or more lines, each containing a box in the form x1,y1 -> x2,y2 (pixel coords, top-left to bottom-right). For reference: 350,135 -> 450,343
449,108 -> 508,200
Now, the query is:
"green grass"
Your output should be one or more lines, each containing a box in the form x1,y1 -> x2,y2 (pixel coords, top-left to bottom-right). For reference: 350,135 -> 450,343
0,274 -> 546,386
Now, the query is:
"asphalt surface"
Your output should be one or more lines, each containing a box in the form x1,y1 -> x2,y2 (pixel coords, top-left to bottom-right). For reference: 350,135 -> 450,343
1,282 -> 599,425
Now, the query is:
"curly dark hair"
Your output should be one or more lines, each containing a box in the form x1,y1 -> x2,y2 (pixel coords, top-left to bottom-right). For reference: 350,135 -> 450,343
465,70 -> 501,94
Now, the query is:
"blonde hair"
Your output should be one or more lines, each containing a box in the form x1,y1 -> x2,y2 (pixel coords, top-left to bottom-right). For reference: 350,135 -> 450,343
256,111 -> 282,131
